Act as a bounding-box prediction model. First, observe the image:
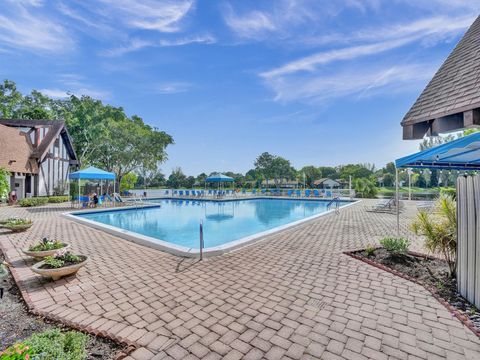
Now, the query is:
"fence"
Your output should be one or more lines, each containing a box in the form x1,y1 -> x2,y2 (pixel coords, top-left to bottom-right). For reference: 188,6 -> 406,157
457,175 -> 480,307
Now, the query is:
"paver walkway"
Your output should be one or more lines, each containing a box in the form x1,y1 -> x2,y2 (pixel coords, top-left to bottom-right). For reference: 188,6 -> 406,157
1,200 -> 480,359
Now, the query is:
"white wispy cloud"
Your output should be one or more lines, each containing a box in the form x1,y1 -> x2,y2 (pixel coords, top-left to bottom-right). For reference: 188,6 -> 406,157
260,37 -> 418,79
40,74 -> 112,100
223,5 -> 276,39
39,87 -> 111,100
103,34 -> 216,56
0,3 -> 73,53
98,0 -> 195,32
262,14 -> 474,79
154,82 -> 192,94
263,63 -> 437,103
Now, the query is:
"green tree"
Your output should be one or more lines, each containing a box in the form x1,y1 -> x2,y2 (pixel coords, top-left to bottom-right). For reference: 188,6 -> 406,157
254,152 -> 275,186
430,169 -> 439,187
339,164 -> 373,181
354,178 -> 377,198
120,172 -> 138,192
270,157 -> 295,187
185,176 -> 196,188
300,166 -> 321,187
0,80 -> 22,118
0,167 -> 10,199
382,173 -> 394,187
167,167 -> 187,188
318,166 -> 338,179
0,81 -> 174,186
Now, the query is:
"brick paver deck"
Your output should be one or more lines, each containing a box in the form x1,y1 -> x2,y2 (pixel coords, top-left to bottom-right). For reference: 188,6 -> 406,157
1,200 -> 480,359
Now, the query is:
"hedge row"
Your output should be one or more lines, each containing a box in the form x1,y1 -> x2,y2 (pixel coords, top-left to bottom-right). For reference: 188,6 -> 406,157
19,196 -> 70,207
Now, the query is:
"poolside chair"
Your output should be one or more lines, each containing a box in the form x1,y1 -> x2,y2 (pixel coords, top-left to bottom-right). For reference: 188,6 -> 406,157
365,198 -> 402,214
164,190 -> 169,196
287,189 -> 293,197
313,189 -> 320,198
261,189 -> 266,195
305,189 -> 311,197
113,193 -> 124,202
252,189 -> 257,195
242,189 -> 246,196
179,190 -> 184,196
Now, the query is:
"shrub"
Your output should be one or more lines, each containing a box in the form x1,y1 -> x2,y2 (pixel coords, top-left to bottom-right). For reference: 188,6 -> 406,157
364,244 -> 376,257
0,342 -> 33,359
3,218 -> 32,226
18,197 -> 48,207
48,196 -> 69,203
379,237 -> 410,255
43,251 -> 83,269
0,329 -> 87,360
411,194 -> 457,277
0,167 -> 9,200
440,187 -> 456,199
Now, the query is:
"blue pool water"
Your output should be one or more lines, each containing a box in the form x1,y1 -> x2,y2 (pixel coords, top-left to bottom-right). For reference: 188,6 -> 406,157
76,198 -> 351,249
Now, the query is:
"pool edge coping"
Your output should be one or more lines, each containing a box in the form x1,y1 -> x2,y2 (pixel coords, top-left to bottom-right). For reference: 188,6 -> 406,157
62,198 -> 361,258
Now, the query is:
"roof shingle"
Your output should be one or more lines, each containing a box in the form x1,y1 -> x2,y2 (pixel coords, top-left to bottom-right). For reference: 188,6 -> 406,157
0,124 -> 38,174
402,15 -> 480,125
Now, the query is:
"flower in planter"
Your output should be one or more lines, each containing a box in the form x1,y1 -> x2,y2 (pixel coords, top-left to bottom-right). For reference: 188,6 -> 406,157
28,237 -> 64,252
43,251 -> 83,269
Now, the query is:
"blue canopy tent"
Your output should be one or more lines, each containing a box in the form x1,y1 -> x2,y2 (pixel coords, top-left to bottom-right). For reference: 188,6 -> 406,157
205,173 -> 234,192
393,132 -> 480,234
69,166 -> 116,206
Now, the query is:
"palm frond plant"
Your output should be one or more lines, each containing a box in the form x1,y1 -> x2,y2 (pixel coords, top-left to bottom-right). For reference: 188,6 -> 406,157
411,194 -> 457,277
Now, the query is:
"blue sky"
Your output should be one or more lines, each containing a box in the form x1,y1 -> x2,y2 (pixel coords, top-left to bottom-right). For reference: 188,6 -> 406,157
0,0 -> 478,175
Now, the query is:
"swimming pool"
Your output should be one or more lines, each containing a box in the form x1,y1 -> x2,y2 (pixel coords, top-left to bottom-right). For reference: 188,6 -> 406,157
68,198 -> 355,256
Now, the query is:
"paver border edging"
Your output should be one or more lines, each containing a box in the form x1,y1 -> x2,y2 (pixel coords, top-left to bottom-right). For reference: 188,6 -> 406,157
343,249 -> 480,339
0,241 -> 137,360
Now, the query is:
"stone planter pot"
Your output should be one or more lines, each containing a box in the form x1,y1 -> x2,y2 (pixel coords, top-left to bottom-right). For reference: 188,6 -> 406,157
31,256 -> 88,281
22,244 -> 70,259
2,223 -> 33,232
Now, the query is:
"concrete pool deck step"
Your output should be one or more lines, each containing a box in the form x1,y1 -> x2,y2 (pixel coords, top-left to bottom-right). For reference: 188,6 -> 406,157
1,200 -> 480,359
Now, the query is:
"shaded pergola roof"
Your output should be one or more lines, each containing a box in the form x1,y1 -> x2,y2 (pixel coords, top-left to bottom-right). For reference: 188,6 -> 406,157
205,173 -> 234,182
396,132 -> 480,170
69,166 -> 115,180
401,16 -> 480,139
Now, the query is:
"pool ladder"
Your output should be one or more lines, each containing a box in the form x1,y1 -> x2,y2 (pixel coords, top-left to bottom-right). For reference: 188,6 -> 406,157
327,197 -> 340,214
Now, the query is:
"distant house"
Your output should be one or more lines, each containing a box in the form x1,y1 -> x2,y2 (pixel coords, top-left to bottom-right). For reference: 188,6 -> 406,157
313,178 -> 340,189
0,119 -> 79,199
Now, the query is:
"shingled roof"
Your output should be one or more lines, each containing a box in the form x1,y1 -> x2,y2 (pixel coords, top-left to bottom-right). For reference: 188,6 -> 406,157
0,119 -> 78,163
401,15 -> 480,139
0,124 -> 38,173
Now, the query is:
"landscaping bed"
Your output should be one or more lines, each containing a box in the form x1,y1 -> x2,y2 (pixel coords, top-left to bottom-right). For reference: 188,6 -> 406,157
0,253 -> 126,359
347,247 -> 480,335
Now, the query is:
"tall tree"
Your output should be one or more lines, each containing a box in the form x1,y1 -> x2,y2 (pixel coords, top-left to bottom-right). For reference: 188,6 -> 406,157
254,152 -> 275,186
299,166 -> 321,187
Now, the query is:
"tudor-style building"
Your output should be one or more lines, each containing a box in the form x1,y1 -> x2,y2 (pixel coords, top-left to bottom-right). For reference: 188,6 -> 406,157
0,119 -> 79,199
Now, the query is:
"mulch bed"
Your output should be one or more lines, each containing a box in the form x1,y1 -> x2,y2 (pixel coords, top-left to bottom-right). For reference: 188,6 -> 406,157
345,248 -> 480,337
0,252 -> 127,359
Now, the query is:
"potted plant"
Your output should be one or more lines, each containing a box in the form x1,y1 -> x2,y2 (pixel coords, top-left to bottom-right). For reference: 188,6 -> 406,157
31,250 -> 88,281
22,237 -> 70,259
1,218 -> 33,232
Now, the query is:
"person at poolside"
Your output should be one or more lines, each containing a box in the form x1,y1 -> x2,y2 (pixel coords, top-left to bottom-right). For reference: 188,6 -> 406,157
93,193 -> 99,207
8,190 -> 17,205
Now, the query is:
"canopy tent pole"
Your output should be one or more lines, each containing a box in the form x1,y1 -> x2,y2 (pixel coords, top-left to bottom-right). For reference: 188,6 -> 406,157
78,178 -> 80,208
408,169 -> 411,201
396,167 -> 400,237
113,180 -> 116,207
